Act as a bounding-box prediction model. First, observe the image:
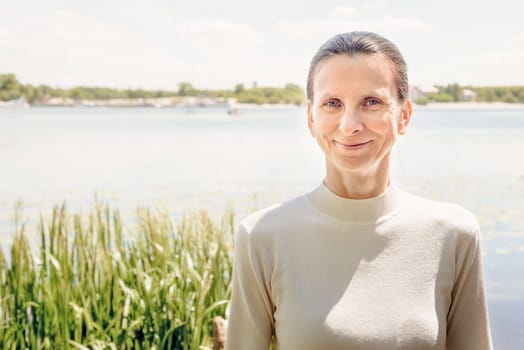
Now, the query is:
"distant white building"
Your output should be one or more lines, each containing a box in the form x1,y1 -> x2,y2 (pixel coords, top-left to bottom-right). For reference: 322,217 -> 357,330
461,89 -> 477,102
409,85 -> 438,100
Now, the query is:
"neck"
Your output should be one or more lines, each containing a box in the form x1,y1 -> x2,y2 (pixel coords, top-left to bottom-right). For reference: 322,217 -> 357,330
324,157 -> 391,199
307,178 -> 404,224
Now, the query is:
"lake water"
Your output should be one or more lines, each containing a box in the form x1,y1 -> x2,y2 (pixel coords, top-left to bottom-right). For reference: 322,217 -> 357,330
1,106 -> 523,349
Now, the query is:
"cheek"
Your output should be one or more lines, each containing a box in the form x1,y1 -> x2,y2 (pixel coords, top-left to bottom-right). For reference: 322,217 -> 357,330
313,114 -> 337,135
367,113 -> 396,134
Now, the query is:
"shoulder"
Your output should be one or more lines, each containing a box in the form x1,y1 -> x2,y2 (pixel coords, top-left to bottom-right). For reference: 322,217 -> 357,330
240,193 -> 309,236
234,193 -> 310,264
400,191 -> 481,240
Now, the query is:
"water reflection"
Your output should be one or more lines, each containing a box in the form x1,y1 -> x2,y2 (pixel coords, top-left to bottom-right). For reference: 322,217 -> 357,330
0,106 -> 523,348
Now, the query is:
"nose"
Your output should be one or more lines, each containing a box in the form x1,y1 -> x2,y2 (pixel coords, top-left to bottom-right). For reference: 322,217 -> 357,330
339,108 -> 364,135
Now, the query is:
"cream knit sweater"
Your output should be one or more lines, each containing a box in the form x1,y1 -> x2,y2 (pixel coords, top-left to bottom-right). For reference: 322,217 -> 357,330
226,183 -> 492,350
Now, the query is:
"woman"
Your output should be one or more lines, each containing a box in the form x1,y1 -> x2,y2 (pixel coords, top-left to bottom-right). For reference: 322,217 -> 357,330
226,32 -> 492,350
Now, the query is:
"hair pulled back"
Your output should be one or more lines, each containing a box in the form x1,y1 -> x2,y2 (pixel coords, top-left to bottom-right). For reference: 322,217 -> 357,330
306,31 -> 409,103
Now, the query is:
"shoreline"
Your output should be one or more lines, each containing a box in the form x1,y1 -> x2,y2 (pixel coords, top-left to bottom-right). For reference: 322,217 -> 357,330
2,101 -> 524,110
413,102 -> 524,109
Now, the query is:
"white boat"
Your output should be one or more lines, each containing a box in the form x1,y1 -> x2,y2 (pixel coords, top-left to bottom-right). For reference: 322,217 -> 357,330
0,97 -> 30,108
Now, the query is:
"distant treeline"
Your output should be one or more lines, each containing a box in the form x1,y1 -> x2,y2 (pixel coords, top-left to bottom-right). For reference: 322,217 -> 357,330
414,83 -> 524,105
3,74 -> 524,106
0,73 -> 306,105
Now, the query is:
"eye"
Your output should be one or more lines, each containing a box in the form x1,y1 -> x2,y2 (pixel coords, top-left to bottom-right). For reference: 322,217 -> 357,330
323,99 -> 342,108
364,98 -> 382,107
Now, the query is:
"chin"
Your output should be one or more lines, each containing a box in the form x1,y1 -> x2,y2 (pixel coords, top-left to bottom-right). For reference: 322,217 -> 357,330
332,160 -> 373,173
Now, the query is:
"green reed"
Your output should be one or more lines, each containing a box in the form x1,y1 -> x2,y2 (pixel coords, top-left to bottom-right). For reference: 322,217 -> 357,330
0,203 -> 235,349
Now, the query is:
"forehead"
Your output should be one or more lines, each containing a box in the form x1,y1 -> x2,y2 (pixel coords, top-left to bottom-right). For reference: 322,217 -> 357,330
313,53 -> 397,99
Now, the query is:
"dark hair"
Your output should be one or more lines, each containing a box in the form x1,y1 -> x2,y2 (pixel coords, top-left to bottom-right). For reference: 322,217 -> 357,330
306,31 -> 408,103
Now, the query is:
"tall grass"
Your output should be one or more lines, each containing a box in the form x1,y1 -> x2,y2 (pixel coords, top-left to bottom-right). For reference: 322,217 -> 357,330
0,203 -> 234,349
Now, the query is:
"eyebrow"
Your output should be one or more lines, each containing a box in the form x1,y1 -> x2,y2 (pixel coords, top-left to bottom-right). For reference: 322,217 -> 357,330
317,88 -> 393,101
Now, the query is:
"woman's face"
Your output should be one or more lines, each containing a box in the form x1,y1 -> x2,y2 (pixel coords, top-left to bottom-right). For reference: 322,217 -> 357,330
307,53 -> 412,179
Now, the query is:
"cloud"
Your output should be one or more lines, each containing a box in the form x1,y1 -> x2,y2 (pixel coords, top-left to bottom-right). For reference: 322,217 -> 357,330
463,49 -> 524,78
56,8 -> 77,20
330,6 -> 359,18
362,0 -> 389,10
519,246 -> 524,253
0,7 -> 265,56
0,6 -> 270,89
0,8 -> 148,55
276,16 -> 434,39
439,49 -> 524,85
477,49 -> 524,60
381,16 -> 434,30
178,19 -> 265,48
506,32 -> 524,47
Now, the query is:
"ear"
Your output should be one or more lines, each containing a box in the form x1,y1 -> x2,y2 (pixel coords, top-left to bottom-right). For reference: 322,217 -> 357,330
397,99 -> 413,135
307,102 -> 315,137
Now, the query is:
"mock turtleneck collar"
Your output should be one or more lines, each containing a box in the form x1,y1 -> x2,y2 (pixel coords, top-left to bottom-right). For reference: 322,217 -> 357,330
306,182 -> 405,224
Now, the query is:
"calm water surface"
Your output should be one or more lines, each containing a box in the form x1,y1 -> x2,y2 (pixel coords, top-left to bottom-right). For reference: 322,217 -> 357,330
1,106 -> 523,349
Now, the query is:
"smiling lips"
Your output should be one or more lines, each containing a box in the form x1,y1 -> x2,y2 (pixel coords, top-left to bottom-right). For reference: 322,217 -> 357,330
334,140 -> 372,149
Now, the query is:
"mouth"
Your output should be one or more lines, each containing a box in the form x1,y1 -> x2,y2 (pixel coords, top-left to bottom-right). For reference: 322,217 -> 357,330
334,140 -> 372,149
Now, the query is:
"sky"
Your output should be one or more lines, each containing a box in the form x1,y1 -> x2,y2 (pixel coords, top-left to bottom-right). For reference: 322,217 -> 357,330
1,0 -> 523,91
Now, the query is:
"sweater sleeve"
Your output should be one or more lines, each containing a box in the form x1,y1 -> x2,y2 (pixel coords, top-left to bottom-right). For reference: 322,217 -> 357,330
226,225 -> 274,350
446,224 -> 493,350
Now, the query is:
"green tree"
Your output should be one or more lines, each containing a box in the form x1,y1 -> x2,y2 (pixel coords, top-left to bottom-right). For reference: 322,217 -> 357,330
427,93 -> 454,103
518,90 -> 524,103
177,82 -> 195,96
414,96 -> 429,105
36,85 -> 55,99
284,83 -> 306,105
0,73 -> 307,106
501,91 -> 517,103
435,83 -> 460,102
234,83 -> 245,94
21,84 -> 36,103
0,73 -> 22,101
475,88 -> 496,102
70,87 -> 88,100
